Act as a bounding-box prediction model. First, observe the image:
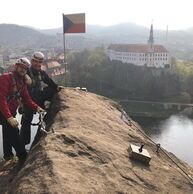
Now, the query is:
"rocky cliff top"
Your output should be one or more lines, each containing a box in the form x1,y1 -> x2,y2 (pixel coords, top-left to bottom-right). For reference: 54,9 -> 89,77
0,88 -> 193,194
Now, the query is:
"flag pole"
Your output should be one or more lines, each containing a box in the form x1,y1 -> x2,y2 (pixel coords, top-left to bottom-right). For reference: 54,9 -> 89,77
63,14 -> 67,87
62,13 -> 86,87
63,33 -> 67,86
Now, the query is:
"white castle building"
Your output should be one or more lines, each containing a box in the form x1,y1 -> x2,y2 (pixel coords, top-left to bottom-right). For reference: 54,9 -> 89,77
107,24 -> 170,68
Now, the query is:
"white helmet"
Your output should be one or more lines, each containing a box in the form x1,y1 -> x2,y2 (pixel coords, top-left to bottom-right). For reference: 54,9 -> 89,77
15,57 -> 30,68
32,51 -> 44,62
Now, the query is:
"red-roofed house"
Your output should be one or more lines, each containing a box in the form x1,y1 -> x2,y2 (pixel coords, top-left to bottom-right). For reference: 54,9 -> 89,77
45,60 -> 65,78
47,61 -> 61,69
107,24 -> 170,68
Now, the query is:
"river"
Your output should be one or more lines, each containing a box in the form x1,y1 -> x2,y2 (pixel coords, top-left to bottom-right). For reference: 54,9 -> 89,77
0,114 -> 192,168
134,114 -> 193,167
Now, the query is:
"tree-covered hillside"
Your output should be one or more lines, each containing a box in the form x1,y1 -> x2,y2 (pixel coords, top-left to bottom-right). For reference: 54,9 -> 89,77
67,48 -> 191,102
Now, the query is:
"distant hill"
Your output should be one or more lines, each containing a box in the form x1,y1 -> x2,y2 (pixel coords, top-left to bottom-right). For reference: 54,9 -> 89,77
41,27 -> 62,35
39,22 -> 193,43
39,23 -> 193,60
1,23 -> 193,60
41,24 -> 107,35
0,24 -> 56,48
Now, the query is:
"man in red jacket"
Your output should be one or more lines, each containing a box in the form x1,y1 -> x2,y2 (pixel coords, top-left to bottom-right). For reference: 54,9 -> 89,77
0,57 -> 43,162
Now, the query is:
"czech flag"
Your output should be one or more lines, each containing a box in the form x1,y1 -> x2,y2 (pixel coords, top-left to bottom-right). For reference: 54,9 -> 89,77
63,13 -> 85,34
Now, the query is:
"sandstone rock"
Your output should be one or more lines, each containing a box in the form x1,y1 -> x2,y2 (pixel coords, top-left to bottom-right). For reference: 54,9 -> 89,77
1,88 -> 193,193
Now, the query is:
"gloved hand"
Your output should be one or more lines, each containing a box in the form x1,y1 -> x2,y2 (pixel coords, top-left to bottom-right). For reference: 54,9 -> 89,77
36,106 -> 45,113
24,74 -> 32,85
57,86 -> 65,92
7,117 -> 19,128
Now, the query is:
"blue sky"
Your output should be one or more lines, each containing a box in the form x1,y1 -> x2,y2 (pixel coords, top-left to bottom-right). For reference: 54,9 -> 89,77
0,0 -> 192,30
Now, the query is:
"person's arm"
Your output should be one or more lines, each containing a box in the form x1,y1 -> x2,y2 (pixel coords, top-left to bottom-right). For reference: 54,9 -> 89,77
24,74 -> 32,85
20,84 -> 39,111
41,71 -> 58,89
42,71 -> 65,92
0,74 -> 13,119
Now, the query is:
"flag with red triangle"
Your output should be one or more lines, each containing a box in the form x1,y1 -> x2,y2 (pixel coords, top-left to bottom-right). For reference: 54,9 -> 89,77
63,13 -> 85,34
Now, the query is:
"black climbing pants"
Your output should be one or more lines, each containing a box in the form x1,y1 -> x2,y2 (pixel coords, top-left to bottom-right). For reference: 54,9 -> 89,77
0,112 -> 27,160
20,86 -> 57,146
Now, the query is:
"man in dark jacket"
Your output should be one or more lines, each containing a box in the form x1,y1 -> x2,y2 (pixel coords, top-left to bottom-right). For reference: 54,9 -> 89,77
20,51 -> 61,146
0,58 -> 43,161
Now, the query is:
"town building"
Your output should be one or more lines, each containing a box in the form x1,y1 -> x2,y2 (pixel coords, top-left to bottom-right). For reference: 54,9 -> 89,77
107,24 -> 170,68
44,60 -> 65,77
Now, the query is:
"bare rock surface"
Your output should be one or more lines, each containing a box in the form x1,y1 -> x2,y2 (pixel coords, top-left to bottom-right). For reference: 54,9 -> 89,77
1,88 -> 193,194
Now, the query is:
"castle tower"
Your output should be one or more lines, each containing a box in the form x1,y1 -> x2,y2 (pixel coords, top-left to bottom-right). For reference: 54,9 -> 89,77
148,23 -> 154,52
146,23 -> 155,67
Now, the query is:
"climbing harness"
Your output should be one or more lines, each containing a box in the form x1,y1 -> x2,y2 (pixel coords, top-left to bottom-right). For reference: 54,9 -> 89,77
31,111 -> 48,134
31,111 -> 55,134
6,73 -> 23,102
121,110 -> 193,185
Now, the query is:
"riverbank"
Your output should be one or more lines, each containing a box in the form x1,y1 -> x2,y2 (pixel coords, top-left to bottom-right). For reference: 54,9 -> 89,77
120,100 -> 193,120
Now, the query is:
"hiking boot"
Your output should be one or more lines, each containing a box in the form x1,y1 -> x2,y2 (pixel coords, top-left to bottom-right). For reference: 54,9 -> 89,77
3,155 -> 14,161
17,155 -> 27,170
12,156 -> 19,162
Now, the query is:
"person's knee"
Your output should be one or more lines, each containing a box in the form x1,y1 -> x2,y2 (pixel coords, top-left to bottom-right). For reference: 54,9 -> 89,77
43,87 -> 57,100
22,111 -> 33,121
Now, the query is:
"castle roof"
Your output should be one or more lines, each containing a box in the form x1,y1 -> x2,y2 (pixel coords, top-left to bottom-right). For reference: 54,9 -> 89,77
108,44 -> 168,53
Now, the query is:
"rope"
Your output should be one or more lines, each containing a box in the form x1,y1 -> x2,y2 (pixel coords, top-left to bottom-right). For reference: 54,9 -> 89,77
121,110 -> 193,184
